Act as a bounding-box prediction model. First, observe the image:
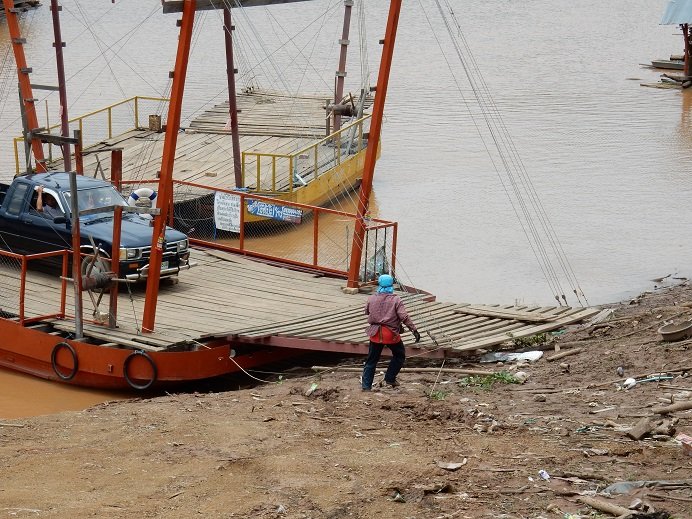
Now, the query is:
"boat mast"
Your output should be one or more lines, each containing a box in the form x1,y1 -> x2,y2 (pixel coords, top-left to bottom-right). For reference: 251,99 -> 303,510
50,0 -> 72,172
3,0 -> 47,173
346,0 -> 401,289
223,6 -> 242,188
333,0 -> 353,132
142,0 -> 197,333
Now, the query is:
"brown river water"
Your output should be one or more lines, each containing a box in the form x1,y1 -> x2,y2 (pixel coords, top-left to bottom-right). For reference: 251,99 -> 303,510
0,0 -> 690,416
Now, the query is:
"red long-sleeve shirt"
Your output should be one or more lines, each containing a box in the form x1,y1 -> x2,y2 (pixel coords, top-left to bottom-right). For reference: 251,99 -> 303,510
364,293 -> 417,339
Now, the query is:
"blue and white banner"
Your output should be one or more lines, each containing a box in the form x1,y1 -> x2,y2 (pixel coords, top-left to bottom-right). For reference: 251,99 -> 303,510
247,200 -> 302,224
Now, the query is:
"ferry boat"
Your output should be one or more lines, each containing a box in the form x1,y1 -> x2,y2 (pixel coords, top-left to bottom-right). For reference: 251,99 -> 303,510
0,0 -> 597,390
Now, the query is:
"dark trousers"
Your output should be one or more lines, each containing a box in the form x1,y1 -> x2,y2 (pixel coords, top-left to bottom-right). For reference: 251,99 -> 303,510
361,340 -> 405,390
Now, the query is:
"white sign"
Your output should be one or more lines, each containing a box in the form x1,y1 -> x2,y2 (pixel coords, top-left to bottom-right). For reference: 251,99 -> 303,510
214,191 -> 241,233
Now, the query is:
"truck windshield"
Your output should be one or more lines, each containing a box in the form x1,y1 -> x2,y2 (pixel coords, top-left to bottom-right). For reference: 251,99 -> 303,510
64,187 -> 128,214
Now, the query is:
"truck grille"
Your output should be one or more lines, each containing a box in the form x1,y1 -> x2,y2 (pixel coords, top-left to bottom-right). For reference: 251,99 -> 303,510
140,241 -> 182,260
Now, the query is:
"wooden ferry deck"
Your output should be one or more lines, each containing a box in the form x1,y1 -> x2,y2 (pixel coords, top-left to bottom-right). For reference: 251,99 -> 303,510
44,90 -> 345,194
8,247 -> 600,356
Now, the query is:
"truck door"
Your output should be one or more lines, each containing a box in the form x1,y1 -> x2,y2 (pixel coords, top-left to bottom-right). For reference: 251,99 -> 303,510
0,181 -> 32,253
23,188 -> 71,255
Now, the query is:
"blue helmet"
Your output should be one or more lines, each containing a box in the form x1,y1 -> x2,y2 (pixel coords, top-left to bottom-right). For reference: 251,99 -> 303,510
378,274 -> 394,288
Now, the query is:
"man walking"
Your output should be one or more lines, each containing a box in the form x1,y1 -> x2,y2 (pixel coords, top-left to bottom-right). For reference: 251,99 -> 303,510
361,274 -> 420,391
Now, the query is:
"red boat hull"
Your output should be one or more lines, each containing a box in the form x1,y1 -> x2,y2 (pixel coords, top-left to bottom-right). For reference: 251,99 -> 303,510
0,318 -> 295,390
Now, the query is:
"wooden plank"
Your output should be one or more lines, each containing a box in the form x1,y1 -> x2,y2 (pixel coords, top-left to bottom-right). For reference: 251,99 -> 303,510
50,322 -> 165,350
451,308 -> 600,351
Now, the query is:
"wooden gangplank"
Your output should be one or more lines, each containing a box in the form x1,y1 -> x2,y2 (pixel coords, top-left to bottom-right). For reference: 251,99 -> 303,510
223,298 -> 599,354
5,247 -> 599,354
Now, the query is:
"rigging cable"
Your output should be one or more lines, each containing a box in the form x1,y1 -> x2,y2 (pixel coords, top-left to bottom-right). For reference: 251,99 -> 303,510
414,0 -> 587,306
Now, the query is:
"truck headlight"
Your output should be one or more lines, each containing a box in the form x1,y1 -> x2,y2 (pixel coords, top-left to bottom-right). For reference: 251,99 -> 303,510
176,239 -> 188,252
119,248 -> 141,260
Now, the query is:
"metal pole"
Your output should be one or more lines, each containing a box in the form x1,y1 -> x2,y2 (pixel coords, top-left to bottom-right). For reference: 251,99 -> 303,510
111,148 -> 123,192
18,85 -> 31,175
346,0 -> 402,289
109,206 -> 122,328
333,0 -> 353,132
684,24 -> 691,78
223,7 -> 243,188
3,0 -> 46,171
50,0 -> 71,171
74,129 -> 83,174
142,0 -> 196,333
68,167 -> 84,340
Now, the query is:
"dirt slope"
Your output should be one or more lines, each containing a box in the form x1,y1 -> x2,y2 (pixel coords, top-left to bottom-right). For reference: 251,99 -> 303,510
1,284 -> 691,518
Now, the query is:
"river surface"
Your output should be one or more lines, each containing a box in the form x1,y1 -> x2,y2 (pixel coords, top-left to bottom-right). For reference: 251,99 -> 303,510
0,0 -> 689,416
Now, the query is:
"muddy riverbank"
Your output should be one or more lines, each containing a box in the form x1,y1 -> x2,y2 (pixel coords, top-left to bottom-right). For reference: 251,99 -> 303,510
1,284 -> 691,518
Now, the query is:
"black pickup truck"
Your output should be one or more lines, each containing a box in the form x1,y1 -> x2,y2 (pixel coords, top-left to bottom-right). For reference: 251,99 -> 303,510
0,173 -> 191,281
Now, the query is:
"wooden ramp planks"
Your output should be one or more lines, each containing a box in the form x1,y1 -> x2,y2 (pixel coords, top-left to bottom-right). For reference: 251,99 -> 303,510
5,248 -> 600,354
45,89 -> 331,194
227,295 -> 600,353
189,90 -> 329,138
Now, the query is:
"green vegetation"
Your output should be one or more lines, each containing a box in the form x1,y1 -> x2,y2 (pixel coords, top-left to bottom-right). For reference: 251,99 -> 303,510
458,371 -> 519,390
428,389 -> 449,400
509,332 -> 549,349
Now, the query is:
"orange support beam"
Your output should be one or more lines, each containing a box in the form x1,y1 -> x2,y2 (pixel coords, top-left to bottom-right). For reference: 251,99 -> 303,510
3,0 -> 46,172
142,0 -> 196,333
346,0 -> 402,288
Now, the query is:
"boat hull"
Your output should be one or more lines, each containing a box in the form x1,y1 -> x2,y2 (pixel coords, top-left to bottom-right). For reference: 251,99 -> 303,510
0,318 -> 296,390
243,146 -> 369,223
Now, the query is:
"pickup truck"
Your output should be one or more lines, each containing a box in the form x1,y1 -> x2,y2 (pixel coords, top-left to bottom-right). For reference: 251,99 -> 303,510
0,172 -> 191,281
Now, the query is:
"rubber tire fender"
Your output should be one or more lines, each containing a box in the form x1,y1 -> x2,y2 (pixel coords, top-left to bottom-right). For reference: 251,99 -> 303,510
123,350 -> 158,390
51,342 -> 78,381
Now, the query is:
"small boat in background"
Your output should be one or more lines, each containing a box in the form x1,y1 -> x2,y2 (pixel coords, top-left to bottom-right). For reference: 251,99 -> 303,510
650,58 -> 685,70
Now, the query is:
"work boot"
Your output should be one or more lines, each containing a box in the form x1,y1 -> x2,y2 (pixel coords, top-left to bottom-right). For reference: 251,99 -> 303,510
381,379 -> 400,389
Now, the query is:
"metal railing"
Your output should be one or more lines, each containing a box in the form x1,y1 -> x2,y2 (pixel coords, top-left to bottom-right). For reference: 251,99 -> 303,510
119,178 -> 396,279
13,96 -> 169,175
0,248 -> 69,325
241,114 -> 370,194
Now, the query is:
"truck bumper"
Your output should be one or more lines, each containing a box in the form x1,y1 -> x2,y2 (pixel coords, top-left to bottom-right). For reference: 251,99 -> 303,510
125,259 -> 196,281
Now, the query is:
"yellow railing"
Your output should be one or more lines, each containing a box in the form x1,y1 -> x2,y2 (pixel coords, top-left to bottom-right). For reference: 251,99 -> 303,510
13,96 -> 169,175
241,114 -> 371,194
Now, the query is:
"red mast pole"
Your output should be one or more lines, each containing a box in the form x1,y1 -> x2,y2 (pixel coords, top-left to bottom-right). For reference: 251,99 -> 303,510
50,0 -> 71,171
142,0 -> 196,333
346,0 -> 401,289
3,0 -> 46,172
333,0 -> 353,132
223,7 -> 243,188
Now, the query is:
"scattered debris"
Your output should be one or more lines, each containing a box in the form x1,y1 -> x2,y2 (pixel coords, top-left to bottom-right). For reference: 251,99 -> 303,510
603,480 -> 692,494
577,495 -> 632,517
514,371 -> 530,383
391,491 -> 405,503
304,383 -> 318,397
676,432 -> 692,456
623,378 -> 638,390
436,459 -> 467,471
653,400 -> 692,415
547,348 -> 583,362
658,320 -> 692,341
626,417 -> 673,441
480,351 -> 543,363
